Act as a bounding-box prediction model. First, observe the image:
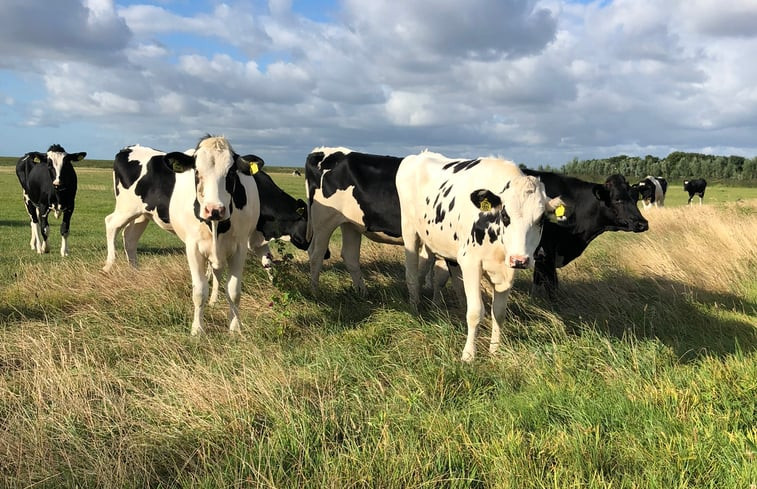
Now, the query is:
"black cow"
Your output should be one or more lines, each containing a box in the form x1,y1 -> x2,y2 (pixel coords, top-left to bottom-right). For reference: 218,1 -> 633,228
15,144 -> 86,256
522,169 -> 649,298
683,179 -> 707,205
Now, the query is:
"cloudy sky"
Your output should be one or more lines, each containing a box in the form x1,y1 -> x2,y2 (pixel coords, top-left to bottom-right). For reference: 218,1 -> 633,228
2,0 -> 757,167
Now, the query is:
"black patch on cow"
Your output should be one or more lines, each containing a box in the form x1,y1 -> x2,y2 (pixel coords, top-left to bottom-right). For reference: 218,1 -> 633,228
448,197 -> 455,212
434,203 -> 446,224
305,151 -> 404,237
133,153 -> 177,225
442,159 -> 481,173
470,211 -> 502,246
48,144 -> 66,153
226,167 -> 247,210
487,227 -> 497,243
453,232 -> 458,241
113,148 -> 143,195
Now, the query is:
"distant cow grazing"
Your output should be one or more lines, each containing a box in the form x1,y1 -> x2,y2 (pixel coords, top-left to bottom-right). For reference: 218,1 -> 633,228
683,179 -> 707,205
397,151 -> 567,362
15,144 -> 86,256
103,136 -> 261,335
292,169 -> 302,176
635,176 -> 668,208
522,170 -> 649,298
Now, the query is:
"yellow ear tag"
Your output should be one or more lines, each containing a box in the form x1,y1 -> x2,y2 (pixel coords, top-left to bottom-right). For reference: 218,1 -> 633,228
33,156 -> 41,164
250,162 -> 259,175
479,198 -> 491,212
555,204 -> 565,218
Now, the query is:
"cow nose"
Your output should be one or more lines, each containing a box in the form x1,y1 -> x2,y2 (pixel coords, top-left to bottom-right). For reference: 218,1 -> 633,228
509,255 -> 529,269
205,205 -> 226,220
634,220 -> 649,232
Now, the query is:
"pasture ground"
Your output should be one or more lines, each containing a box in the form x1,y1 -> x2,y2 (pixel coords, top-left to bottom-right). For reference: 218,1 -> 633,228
0,167 -> 755,488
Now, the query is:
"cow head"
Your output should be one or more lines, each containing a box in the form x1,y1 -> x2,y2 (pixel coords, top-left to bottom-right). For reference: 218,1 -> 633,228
32,145 -> 86,189
164,136 -> 263,222
593,175 -> 649,233
470,175 -> 567,269
634,178 -> 657,205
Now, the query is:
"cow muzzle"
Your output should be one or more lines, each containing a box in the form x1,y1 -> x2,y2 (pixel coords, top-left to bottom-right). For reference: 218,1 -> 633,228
509,255 -> 530,269
203,204 -> 227,221
633,220 -> 649,232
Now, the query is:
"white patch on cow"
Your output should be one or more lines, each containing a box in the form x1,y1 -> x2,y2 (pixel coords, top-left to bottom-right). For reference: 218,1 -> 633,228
311,146 -> 353,161
397,151 -> 564,362
46,149 -> 66,187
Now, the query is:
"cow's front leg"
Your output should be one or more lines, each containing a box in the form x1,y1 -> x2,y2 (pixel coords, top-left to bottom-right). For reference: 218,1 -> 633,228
59,209 -> 73,257
186,245 -> 209,335
461,264 -> 484,362
488,266 -> 515,355
225,246 -> 247,333
36,209 -> 50,254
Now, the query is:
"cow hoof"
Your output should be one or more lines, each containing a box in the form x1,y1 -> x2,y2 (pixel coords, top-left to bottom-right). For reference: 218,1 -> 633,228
461,350 -> 475,363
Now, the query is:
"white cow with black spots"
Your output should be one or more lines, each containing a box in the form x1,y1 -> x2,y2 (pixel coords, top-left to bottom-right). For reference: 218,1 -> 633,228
397,151 -> 567,362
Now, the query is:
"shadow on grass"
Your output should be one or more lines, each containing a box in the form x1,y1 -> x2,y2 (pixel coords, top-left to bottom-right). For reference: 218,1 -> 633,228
275,256 -> 756,361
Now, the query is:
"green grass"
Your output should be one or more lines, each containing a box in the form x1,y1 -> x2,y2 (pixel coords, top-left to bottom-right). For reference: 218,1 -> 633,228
0,166 -> 755,488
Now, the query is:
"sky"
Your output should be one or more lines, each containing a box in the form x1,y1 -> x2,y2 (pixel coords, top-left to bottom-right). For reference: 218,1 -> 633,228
2,0 -> 757,168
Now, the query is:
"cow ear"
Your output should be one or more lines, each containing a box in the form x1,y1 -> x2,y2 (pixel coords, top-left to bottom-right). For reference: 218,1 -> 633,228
31,152 -> 46,164
164,152 -> 195,173
592,184 -> 610,202
295,198 -> 307,216
237,154 -> 265,175
72,152 -> 87,162
545,197 -> 571,224
470,190 -> 502,213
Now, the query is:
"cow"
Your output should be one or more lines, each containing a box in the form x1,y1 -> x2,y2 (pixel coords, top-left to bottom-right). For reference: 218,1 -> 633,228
522,169 -> 649,298
396,151 -> 567,362
634,175 -> 668,208
15,144 -> 86,256
104,146 -> 308,282
292,169 -> 302,176
683,178 -> 707,205
103,136 -> 261,335
305,147 -> 446,296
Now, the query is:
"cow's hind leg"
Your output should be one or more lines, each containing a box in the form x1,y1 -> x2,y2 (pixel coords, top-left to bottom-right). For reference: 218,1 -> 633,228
307,222 -> 338,293
340,224 -> 366,295
122,215 -> 150,267
37,209 -> 50,254
104,210 -> 141,272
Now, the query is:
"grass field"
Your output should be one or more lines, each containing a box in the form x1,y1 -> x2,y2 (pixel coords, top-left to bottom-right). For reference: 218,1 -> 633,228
0,166 -> 755,488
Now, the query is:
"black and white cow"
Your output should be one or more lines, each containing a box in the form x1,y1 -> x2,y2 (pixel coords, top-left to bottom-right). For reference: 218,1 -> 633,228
683,178 -> 707,205
104,146 -> 308,281
15,145 -> 86,256
635,175 -> 668,208
103,136 -> 261,335
522,169 -> 649,298
397,151 -> 567,362
305,147 -> 406,293
305,146 -> 449,296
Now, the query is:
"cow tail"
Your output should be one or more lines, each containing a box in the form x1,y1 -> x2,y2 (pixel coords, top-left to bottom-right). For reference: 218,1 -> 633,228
305,178 -> 313,243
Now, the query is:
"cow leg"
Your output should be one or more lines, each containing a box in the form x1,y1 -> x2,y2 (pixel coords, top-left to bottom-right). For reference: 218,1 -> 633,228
307,223 -> 338,293
532,259 -> 558,299
249,232 -> 275,281
340,224 -> 367,295
37,208 -> 50,254
402,234 -> 422,312
490,284 -> 513,356
429,256 -> 450,303
460,264 -> 484,363
186,244 -> 209,335
225,247 -> 247,333
59,209 -> 73,257
24,198 -> 38,251
122,215 -> 150,267
208,264 -> 220,306
104,211 -> 142,272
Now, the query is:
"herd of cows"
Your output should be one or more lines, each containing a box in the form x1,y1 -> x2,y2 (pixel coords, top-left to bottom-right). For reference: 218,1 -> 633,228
14,138 -> 708,360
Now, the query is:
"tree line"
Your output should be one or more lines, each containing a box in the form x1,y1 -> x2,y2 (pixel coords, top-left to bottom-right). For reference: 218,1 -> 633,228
535,152 -> 757,182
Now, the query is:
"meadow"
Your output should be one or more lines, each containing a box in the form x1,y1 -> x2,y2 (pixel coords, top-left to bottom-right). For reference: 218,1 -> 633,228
0,165 -> 755,488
